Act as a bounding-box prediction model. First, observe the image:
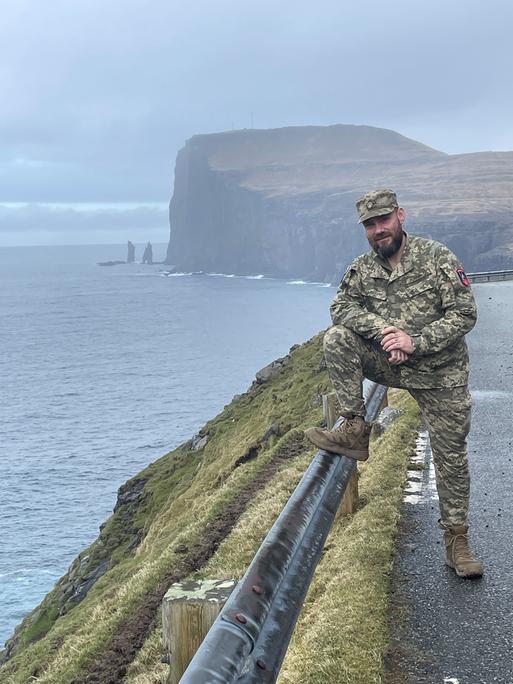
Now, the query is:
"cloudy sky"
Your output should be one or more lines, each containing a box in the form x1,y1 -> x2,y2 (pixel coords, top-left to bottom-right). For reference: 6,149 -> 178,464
1,0 -> 512,245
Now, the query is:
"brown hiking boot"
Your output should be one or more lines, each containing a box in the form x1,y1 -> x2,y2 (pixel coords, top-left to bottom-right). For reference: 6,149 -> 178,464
444,526 -> 483,578
304,416 -> 371,460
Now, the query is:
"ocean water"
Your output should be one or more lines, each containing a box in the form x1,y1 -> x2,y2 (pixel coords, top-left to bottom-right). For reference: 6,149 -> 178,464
0,244 -> 335,645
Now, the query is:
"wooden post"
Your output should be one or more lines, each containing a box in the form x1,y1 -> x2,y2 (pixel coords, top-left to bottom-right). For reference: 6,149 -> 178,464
322,392 -> 359,515
321,393 -> 338,434
339,468 -> 359,516
162,578 -> 237,684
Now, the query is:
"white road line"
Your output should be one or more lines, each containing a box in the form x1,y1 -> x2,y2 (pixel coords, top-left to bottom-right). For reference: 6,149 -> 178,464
404,428 -> 434,505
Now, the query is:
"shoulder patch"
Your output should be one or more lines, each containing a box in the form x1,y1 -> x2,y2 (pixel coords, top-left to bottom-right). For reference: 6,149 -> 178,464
456,268 -> 470,286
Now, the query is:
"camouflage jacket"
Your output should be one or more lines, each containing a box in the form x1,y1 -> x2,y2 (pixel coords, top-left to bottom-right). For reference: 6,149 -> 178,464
330,234 -> 477,388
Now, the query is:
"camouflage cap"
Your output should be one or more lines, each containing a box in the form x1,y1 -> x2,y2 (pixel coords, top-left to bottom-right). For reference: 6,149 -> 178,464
356,188 -> 399,224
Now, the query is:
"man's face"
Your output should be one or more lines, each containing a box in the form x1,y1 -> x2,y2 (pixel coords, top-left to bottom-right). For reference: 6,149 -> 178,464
363,208 -> 405,259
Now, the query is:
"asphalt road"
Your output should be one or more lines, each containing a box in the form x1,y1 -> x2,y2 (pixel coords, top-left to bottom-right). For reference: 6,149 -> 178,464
387,281 -> 513,684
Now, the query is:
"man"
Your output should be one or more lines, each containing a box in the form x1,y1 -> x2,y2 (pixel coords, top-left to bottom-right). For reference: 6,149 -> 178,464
305,188 -> 483,579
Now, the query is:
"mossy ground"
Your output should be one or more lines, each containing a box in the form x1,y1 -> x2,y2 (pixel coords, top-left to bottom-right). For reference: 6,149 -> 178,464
278,390 -> 419,684
1,333 -> 420,684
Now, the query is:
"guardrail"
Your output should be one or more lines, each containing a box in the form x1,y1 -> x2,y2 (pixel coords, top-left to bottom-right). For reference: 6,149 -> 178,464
468,269 -> 513,283
178,382 -> 387,683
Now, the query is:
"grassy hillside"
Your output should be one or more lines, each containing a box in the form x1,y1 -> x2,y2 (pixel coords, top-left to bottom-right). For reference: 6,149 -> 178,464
0,333 -> 420,683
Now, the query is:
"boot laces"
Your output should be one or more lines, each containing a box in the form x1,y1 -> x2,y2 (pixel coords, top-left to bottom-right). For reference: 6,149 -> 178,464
334,417 -> 359,435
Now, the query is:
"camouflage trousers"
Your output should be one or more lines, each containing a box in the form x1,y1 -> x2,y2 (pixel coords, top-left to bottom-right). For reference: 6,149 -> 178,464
324,325 -> 471,529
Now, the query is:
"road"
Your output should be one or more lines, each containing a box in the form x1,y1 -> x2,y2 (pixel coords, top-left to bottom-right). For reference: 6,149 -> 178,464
387,281 -> 513,684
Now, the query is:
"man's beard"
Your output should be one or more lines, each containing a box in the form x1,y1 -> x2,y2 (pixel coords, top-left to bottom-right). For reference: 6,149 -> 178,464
371,229 -> 404,259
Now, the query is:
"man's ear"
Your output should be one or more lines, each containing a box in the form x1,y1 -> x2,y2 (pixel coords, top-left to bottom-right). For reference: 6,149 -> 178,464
397,207 -> 406,223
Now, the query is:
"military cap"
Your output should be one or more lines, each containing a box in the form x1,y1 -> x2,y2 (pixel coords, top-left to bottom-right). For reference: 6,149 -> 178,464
356,188 -> 399,224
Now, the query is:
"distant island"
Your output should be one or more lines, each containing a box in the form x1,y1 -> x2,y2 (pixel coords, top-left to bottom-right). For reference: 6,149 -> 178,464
164,124 -> 513,283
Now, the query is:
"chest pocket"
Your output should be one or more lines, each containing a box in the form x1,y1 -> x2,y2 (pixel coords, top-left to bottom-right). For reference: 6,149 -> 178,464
364,287 -> 388,314
402,278 -> 441,323
405,280 -> 439,305
407,281 -> 435,298
365,287 -> 387,300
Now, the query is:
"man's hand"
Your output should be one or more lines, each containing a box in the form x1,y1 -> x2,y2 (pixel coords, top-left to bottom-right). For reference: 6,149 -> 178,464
381,326 -> 415,355
388,349 -> 409,365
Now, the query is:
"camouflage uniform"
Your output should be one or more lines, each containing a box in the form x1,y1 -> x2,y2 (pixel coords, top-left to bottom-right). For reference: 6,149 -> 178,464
325,234 -> 477,529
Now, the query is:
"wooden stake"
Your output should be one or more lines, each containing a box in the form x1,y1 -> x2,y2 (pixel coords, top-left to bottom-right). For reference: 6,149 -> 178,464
162,578 -> 237,684
322,392 -> 359,516
339,469 -> 359,516
322,393 -> 339,433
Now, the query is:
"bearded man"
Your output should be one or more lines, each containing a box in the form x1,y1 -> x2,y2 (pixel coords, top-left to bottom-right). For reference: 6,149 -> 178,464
305,188 -> 483,578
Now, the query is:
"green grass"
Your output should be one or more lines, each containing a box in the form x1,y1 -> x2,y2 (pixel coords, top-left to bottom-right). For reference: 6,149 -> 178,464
0,333 -> 331,683
20,605 -> 60,648
278,390 -> 420,684
126,391 -> 420,684
0,334 -> 420,684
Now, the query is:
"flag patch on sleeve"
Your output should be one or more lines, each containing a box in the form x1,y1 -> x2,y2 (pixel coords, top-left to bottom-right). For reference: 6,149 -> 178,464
456,268 -> 470,286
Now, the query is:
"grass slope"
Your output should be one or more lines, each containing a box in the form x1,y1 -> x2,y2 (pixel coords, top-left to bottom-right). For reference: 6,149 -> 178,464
1,332 -> 420,684
0,333 -> 331,683
125,391 -> 419,684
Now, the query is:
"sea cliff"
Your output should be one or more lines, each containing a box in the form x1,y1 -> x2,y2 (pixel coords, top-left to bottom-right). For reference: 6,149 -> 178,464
165,124 -> 513,281
0,334 -> 419,683
0,336 -> 330,681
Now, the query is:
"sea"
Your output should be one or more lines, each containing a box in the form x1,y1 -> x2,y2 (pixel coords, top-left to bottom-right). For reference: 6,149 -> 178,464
0,243 -> 336,645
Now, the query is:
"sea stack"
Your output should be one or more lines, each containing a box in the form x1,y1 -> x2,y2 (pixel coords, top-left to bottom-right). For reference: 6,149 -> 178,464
142,242 -> 153,265
127,241 -> 135,263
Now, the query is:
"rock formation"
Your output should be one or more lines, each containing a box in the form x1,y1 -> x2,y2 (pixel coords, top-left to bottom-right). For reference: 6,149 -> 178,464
165,124 -> 513,281
142,241 -> 153,265
127,241 -> 135,263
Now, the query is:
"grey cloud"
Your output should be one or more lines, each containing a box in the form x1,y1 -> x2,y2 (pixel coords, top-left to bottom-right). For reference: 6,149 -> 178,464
0,0 -> 512,211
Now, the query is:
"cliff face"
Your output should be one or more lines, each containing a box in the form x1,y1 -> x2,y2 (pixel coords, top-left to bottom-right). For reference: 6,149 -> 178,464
165,124 -> 513,280
0,335 -> 332,682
